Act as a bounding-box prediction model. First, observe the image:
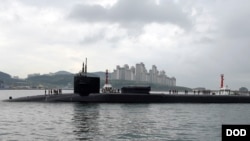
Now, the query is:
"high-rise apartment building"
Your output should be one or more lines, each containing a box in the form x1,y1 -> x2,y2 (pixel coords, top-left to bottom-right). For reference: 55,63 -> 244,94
111,62 -> 176,86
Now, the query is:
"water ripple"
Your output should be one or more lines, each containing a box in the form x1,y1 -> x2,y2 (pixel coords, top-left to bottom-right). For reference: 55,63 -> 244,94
1,91 -> 250,140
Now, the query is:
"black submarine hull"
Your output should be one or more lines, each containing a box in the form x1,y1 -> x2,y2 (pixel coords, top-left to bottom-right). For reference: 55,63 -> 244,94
5,93 -> 250,103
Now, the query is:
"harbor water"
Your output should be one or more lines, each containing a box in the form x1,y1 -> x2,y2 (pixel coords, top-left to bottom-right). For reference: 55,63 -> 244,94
0,90 -> 250,141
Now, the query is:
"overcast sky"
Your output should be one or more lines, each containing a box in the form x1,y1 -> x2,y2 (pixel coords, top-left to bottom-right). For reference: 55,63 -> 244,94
1,0 -> 250,90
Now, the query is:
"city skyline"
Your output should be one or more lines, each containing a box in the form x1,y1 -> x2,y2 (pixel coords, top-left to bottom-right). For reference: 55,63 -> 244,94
111,62 -> 176,86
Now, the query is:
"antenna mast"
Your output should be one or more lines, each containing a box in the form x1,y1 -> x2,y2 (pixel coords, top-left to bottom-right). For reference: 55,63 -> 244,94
85,58 -> 87,75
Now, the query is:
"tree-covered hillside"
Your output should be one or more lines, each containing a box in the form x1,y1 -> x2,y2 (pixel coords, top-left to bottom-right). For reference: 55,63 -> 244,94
26,74 -> 74,88
0,71 -> 14,86
0,70 -> 192,91
0,71 -> 11,79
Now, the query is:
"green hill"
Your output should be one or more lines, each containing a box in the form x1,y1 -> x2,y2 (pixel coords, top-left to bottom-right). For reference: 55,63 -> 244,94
0,71 -> 11,79
26,74 -> 74,88
0,71 -> 14,86
0,71 -> 192,91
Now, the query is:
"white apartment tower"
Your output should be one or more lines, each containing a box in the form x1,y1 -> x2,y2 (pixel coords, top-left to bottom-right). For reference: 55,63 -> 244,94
111,62 -> 176,86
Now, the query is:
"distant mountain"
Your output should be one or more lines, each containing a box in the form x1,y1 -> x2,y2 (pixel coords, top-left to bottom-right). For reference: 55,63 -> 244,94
0,70 -> 192,90
93,71 -> 106,80
0,71 -> 11,79
53,71 -> 73,75
26,73 -> 74,88
25,71 -> 103,88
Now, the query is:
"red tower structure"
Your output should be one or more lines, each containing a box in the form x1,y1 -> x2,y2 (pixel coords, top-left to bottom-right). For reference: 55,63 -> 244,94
220,74 -> 224,88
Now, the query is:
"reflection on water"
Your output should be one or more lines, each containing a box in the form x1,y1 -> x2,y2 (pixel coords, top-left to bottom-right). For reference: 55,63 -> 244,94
71,103 -> 250,141
1,90 -> 250,141
71,104 -> 171,140
72,104 -> 100,140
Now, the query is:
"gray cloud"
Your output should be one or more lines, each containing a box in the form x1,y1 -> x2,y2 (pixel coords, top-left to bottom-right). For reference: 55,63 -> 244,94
214,0 -> 250,39
2,0 -> 250,90
69,0 -> 192,29
16,0 -> 75,8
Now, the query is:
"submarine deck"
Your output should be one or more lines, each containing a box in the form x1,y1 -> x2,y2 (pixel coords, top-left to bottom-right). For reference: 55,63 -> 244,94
4,93 -> 250,103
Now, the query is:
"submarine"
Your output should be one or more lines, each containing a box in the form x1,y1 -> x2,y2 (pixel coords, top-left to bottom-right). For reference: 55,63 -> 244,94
5,59 -> 250,103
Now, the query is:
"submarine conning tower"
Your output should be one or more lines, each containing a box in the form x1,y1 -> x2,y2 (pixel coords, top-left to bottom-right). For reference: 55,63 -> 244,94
74,58 -> 100,96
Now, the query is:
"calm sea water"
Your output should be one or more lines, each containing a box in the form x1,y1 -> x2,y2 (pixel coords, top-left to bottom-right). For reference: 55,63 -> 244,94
0,90 -> 250,141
